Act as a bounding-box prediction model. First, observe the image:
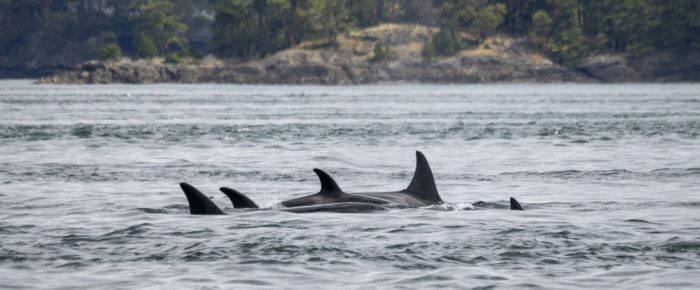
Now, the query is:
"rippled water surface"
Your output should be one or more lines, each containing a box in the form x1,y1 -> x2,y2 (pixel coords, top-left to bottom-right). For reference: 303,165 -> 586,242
1,80 -> 699,289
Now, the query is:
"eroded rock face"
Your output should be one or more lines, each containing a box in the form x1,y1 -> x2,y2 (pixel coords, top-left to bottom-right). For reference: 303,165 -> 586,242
37,61 -> 215,84
577,52 -> 700,83
577,55 -> 639,82
37,57 -> 585,85
38,50 -> 591,85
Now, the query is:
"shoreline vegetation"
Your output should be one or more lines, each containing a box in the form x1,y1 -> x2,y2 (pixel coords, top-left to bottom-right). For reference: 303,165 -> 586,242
37,24 -> 699,84
1,1 -> 698,84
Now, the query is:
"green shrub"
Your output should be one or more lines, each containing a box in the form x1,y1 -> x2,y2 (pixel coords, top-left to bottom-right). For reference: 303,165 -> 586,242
96,44 -> 122,61
421,38 -> 436,62
136,33 -> 158,59
369,43 -> 387,63
432,26 -> 459,56
470,3 -> 507,41
164,52 -> 182,64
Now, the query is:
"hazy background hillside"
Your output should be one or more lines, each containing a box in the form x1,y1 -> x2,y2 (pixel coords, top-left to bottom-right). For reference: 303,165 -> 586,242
1,0 -> 699,77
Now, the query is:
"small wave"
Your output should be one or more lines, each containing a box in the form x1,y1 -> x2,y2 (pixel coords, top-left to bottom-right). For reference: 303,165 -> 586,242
70,124 -> 93,138
497,228 -> 526,235
538,258 -> 561,265
624,219 -> 660,224
543,230 -> 575,239
2,118 -> 700,142
472,201 -> 509,209
676,201 -> 700,208
0,249 -> 30,262
472,274 -> 508,281
496,167 -> 700,181
611,244 -> 652,253
224,279 -> 273,286
523,200 -> 700,211
103,223 -> 154,236
182,250 -> 228,262
499,251 -> 537,258
0,162 -> 273,182
61,223 -> 154,245
662,241 -> 700,253
428,203 -> 474,211
133,208 -> 170,214
56,262 -> 88,268
164,204 -> 189,210
0,224 -> 36,234
238,259 -> 294,265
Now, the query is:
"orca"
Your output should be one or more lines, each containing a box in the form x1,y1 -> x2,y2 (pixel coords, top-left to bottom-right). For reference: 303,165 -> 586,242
179,151 -> 525,214
273,151 -> 442,208
180,182 -> 387,214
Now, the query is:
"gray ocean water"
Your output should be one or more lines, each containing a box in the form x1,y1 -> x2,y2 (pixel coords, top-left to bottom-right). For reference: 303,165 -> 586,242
1,80 -> 699,289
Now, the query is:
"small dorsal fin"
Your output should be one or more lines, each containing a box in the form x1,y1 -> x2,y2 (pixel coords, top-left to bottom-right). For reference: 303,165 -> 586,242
220,187 -> 259,209
313,168 -> 344,198
510,197 -> 524,210
180,183 -> 225,215
406,151 -> 443,203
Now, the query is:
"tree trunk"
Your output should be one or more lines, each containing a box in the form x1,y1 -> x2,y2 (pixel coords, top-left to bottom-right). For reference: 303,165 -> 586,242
285,0 -> 298,46
39,0 -> 53,25
375,0 -> 384,24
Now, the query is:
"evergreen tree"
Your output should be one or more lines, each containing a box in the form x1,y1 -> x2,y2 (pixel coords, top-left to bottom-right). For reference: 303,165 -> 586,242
528,10 -> 553,47
210,0 -> 289,58
129,0 -> 189,55
470,3 -> 507,40
432,25 -> 459,55
97,44 -> 123,61
542,0 -> 589,61
137,33 -> 158,58
308,0 -> 350,45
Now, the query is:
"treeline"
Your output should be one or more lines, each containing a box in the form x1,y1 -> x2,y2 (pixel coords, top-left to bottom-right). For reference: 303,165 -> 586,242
1,0 -> 699,69
0,0 -> 208,67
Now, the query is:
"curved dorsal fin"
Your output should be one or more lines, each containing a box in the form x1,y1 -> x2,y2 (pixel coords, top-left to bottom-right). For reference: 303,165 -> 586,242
180,183 -> 225,215
313,168 -> 344,198
220,187 -> 259,209
406,151 -> 443,203
510,197 -> 524,210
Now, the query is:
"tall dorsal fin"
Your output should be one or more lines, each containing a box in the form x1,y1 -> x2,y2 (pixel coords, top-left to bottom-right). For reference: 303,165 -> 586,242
313,168 -> 344,198
180,183 -> 225,215
406,151 -> 443,203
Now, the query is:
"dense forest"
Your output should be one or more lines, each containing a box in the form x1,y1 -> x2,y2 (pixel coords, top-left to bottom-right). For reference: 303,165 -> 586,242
1,0 -> 699,71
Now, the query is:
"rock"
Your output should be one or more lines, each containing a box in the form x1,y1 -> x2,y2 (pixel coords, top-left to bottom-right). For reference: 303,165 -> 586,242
634,51 -> 700,82
577,54 -> 638,82
576,52 -> 700,83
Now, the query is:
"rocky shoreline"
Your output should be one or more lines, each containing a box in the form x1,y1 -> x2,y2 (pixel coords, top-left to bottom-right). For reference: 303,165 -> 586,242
37,24 -> 699,85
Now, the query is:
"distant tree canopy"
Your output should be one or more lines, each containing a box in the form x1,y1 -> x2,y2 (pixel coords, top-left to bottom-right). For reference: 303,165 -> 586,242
129,0 -> 188,55
1,0 -> 698,68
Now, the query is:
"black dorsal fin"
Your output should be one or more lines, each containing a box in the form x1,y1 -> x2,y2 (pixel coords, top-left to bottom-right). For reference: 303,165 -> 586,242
510,197 -> 524,210
220,187 -> 259,209
180,183 -> 225,215
313,168 -> 344,198
406,151 -> 443,203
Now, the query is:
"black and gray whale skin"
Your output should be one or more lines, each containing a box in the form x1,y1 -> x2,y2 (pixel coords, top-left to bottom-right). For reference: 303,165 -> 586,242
179,151 -> 524,214
180,182 -> 387,214
275,151 -> 442,209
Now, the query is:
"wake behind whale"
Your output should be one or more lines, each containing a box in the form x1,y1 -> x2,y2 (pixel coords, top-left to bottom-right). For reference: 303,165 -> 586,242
180,151 -> 524,214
